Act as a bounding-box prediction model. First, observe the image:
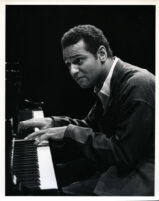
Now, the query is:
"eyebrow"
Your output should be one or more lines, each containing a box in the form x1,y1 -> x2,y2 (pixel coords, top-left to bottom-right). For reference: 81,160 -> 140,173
63,54 -> 84,62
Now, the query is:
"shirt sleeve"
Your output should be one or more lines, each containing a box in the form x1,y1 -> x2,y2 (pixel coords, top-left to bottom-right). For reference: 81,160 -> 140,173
51,115 -> 89,127
64,100 -> 154,171
51,99 -> 100,129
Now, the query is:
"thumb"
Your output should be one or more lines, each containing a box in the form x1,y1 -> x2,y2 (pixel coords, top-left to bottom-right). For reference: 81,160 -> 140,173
39,133 -> 49,142
34,134 -> 49,145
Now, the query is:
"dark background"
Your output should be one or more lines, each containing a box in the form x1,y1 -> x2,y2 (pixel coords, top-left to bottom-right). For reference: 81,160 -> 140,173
6,5 -> 155,118
5,5 -> 155,196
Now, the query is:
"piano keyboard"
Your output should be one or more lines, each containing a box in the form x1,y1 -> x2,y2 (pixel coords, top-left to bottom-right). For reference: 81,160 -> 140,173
11,138 -> 58,190
10,109 -> 58,192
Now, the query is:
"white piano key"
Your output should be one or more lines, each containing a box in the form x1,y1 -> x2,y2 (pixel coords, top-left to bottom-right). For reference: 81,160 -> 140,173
33,110 -> 58,189
13,110 -> 58,190
33,110 -> 49,145
32,110 -> 44,118
37,145 -> 58,190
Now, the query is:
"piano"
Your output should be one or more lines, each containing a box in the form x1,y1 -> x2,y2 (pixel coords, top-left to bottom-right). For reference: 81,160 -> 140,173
5,63 -> 61,195
9,109 -> 61,195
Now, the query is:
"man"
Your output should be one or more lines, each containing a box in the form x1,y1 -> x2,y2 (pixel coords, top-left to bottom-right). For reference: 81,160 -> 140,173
18,25 -> 155,196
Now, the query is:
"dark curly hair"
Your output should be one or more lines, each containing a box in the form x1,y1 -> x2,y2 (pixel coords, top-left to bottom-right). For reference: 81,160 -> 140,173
61,24 -> 113,57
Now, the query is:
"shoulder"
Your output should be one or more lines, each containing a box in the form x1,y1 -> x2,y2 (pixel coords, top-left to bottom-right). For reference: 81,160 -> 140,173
114,58 -> 155,87
112,59 -> 155,106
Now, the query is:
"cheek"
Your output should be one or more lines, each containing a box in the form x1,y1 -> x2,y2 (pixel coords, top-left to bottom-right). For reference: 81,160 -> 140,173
81,62 -> 96,74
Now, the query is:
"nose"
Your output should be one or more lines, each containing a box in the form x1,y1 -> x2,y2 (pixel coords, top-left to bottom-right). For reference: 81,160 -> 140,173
70,64 -> 79,78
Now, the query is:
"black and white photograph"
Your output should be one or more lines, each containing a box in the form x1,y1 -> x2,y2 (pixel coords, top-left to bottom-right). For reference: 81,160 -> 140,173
1,1 -> 158,199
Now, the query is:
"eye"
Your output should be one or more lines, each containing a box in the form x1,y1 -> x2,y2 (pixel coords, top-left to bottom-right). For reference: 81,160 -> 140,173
65,62 -> 71,68
73,58 -> 83,65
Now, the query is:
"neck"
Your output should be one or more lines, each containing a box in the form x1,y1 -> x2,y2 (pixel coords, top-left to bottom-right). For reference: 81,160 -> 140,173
95,57 -> 114,91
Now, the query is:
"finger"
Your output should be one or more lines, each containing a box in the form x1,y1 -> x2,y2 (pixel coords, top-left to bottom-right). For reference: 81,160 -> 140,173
39,134 -> 49,142
24,129 -> 46,140
18,119 -> 44,132
34,137 -> 40,145
18,121 -> 27,133
34,134 -> 49,145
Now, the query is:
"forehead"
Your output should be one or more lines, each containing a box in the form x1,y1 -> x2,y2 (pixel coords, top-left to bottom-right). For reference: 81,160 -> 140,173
62,40 -> 90,61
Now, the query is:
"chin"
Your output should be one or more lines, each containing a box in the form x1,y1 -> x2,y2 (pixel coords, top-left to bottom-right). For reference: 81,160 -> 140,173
80,86 -> 89,89
79,83 -> 92,89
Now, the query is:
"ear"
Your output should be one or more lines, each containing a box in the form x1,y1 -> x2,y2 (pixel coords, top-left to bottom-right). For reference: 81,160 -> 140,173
97,45 -> 107,63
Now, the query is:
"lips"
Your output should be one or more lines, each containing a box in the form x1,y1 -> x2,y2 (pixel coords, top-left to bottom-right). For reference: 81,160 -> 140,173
76,77 -> 84,81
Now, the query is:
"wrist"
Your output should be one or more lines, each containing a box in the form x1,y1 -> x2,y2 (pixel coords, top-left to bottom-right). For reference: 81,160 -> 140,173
46,117 -> 54,127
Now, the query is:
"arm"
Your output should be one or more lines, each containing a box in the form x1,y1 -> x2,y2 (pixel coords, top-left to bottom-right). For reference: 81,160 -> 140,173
51,115 -> 89,127
51,98 -> 102,130
24,93 -> 154,174
64,98 -> 154,171
18,105 -> 96,133
18,112 -> 90,134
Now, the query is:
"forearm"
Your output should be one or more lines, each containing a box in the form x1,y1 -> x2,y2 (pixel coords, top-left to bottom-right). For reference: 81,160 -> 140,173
51,99 -> 101,130
63,101 -> 154,171
51,115 -> 89,127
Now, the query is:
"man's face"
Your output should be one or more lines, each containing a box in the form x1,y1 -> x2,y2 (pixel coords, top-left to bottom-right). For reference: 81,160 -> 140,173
63,40 -> 103,89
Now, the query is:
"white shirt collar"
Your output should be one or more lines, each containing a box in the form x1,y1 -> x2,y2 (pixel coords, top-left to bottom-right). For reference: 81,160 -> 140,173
99,56 -> 119,96
94,57 -> 119,112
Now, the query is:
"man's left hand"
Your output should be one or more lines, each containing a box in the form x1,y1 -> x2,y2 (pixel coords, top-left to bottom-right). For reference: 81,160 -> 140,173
24,126 -> 67,145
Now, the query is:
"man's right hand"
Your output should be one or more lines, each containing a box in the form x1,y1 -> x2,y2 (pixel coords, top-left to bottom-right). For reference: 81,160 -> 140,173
18,117 -> 54,134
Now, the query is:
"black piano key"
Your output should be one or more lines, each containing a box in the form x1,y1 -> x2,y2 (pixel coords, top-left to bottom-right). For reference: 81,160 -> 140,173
13,165 -> 39,172
14,173 -> 39,178
11,139 -> 55,191
17,176 -> 40,183
14,173 -> 40,182
18,181 -> 40,186
15,149 -> 37,153
13,161 -> 39,166
13,167 -> 39,173
19,181 -> 40,188
13,157 -> 38,162
19,179 -> 40,184
13,169 -> 39,175
15,174 -> 40,183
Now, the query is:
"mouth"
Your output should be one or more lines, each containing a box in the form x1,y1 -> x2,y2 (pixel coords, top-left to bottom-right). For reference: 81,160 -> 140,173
76,77 -> 85,81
